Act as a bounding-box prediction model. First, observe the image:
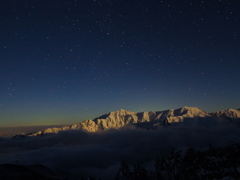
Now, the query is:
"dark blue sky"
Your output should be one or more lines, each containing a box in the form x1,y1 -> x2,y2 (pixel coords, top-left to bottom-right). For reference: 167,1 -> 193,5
0,0 -> 239,126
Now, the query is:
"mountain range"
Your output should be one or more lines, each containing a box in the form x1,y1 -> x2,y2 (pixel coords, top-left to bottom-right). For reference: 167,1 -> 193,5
15,106 -> 240,137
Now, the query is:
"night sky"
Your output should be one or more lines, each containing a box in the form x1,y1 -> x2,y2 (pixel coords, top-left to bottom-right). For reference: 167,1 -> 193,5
0,0 -> 239,126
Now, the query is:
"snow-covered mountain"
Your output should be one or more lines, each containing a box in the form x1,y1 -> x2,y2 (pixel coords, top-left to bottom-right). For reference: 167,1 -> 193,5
15,106 -> 239,137
211,108 -> 240,119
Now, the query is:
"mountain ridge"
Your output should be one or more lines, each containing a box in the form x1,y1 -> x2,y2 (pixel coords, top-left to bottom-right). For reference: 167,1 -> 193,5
14,106 -> 240,137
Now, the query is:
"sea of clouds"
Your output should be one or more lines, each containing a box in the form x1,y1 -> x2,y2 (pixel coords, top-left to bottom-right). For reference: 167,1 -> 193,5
0,117 -> 240,179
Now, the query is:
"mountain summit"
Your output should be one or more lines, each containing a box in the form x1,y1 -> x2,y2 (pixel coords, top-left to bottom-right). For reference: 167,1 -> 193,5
17,107 -> 239,137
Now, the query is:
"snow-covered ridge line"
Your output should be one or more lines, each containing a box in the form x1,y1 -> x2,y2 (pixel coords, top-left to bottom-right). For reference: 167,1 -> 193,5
211,108 -> 240,119
14,106 -> 240,137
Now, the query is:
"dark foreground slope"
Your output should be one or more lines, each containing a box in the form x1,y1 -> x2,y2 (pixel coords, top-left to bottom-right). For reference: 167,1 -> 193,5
116,142 -> 240,180
0,164 -> 64,180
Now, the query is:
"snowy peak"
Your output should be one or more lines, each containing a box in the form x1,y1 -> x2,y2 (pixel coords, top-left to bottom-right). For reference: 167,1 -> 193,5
90,109 -> 139,131
173,106 -> 208,117
158,107 -> 209,124
118,108 -> 129,113
95,109 -> 136,120
109,109 -> 136,117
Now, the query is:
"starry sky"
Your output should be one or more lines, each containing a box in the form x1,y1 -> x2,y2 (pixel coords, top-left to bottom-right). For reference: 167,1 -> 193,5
0,0 -> 239,127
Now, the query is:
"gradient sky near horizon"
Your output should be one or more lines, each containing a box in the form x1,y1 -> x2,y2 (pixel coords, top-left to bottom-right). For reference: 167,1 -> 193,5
0,0 -> 240,126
